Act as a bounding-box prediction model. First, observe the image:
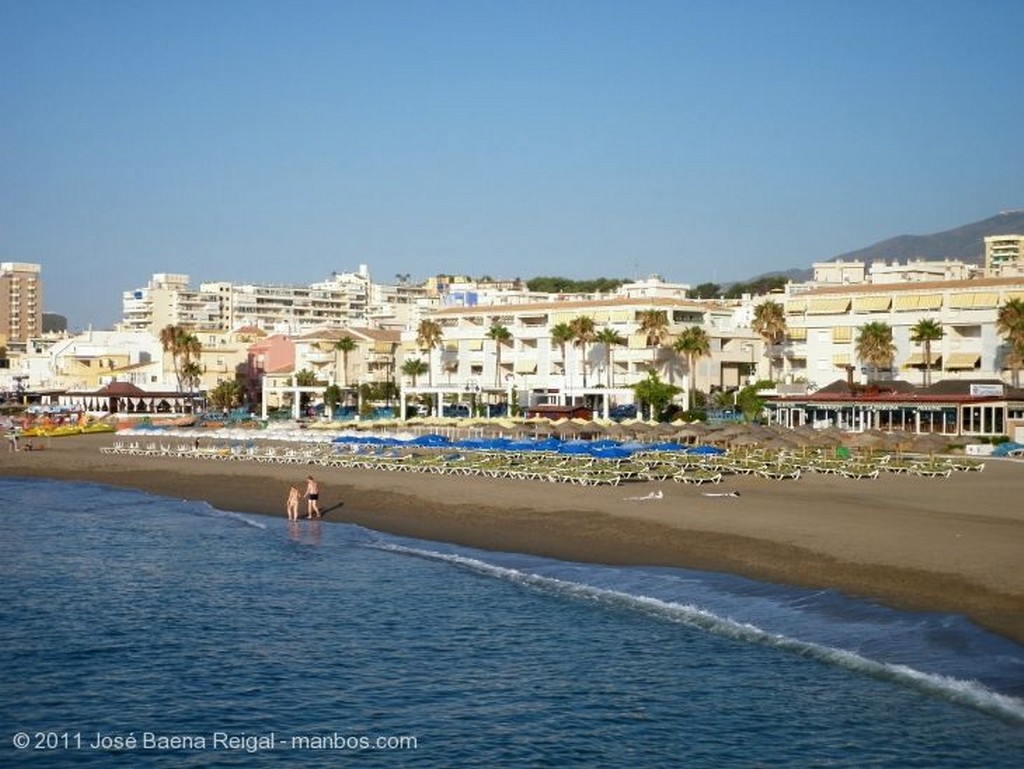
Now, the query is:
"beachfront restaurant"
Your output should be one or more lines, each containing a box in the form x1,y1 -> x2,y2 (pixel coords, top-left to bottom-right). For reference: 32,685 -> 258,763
57,381 -> 201,416
764,379 -> 1024,439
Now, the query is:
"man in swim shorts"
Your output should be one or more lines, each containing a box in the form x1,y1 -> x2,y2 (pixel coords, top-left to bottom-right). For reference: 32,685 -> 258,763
305,475 -> 320,518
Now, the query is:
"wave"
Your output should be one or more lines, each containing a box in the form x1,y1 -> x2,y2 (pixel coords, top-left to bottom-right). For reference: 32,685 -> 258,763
184,500 -> 268,530
372,541 -> 1024,724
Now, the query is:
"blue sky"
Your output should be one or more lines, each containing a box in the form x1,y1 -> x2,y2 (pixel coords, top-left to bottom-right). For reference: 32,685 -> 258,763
3,0 -> 1023,329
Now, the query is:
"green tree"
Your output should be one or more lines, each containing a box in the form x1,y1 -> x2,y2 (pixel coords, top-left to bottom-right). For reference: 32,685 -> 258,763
691,282 -> 722,299
401,358 -> 428,387
751,300 -> 786,381
631,371 -> 680,421
159,324 -> 202,393
735,380 -> 773,423
486,322 -> 512,386
334,335 -> 357,389
569,315 -> 597,387
550,322 -> 575,378
323,383 -> 343,419
672,326 -> 711,407
416,319 -> 443,387
208,379 -> 243,411
997,298 -> 1024,388
595,327 -> 626,387
909,317 -> 943,387
636,308 -> 670,370
855,321 -> 896,381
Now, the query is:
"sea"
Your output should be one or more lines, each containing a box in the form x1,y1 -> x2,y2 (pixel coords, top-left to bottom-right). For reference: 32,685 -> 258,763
1,477 -> 1022,768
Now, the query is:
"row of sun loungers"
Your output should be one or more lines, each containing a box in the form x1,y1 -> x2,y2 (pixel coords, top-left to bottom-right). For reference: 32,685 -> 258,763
99,440 -> 983,485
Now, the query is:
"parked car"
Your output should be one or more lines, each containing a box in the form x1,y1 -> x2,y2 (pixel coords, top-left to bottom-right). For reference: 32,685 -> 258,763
609,404 -> 638,421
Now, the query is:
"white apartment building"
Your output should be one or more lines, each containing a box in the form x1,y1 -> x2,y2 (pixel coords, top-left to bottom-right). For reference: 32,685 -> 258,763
399,296 -> 761,415
120,266 -> 375,335
812,258 -> 976,285
777,276 -> 1024,388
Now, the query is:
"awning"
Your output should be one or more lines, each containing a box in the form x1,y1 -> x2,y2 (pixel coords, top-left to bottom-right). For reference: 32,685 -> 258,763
1003,291 -> 1024,303
373,341 -> 394,353
832,353 -> 851,366
892,295 -> 919,311
628,334 -> 649,349
903,353 -> 941,367
852,296 -> 891,312
832,326 -> 852,342
949,292 -> 999,309
916,294 -> 943,311
786,327 -> 807,340
784,299 -> 808,314
610,310 -> 633,323
514,360 -> 537,374
466,339 -> 484,351
806,298 -> 851,314
944,352 -> 980,370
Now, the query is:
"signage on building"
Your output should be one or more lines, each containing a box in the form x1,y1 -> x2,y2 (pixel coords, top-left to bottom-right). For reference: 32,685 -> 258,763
969,384 -> 1004,397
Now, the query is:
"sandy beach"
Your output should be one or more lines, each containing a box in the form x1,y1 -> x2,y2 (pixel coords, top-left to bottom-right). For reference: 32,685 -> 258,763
4,432 -> 1024,645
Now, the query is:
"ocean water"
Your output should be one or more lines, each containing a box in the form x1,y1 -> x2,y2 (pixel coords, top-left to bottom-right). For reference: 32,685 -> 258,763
1,477 -> 1022,768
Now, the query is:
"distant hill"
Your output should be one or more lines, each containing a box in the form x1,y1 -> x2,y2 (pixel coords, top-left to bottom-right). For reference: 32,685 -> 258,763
831,210 -> 1024,266
747,210 -> 1024,286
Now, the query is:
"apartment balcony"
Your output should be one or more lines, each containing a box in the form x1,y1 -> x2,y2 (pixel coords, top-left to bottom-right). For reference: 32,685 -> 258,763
303,350 -> 335,365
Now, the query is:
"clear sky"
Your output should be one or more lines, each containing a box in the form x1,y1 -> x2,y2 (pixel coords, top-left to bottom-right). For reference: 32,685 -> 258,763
3,0 -> 1023,329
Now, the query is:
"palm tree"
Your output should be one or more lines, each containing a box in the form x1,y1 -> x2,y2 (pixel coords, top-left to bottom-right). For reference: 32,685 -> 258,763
636,309 -> 670,371
909,318 -> 943,387
672,326 -> 711,408
294,368 -> 320,414
334,335 -> 357,389
551,322 -> 574,379
569,315 -> 596,387
751,300 -> 786,381
401,358 -> 428,387
996,298 -> 1024,388
159,324 -> 202,393
416,319 -> 443,387
595,327 -> 626,387
486,322 -> 512,386
855,321 -> 896,381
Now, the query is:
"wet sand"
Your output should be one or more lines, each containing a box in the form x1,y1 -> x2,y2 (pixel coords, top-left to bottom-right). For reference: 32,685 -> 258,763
4,433 -> 1024,644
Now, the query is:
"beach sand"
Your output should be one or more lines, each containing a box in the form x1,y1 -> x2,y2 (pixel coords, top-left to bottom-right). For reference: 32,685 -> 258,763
5,433 -> 1024,644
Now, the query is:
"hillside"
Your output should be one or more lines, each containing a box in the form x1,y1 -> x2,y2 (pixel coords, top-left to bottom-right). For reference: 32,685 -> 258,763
749,210 -> 1024,285
831,210 -> 1024,266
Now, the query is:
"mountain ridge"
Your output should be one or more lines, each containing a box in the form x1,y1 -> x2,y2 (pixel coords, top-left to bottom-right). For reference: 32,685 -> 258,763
752,210 -> 1024,284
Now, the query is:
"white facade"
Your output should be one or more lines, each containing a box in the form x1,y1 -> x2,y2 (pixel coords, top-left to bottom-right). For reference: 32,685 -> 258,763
778,278 -> 1024,388
399,297 -> 761,411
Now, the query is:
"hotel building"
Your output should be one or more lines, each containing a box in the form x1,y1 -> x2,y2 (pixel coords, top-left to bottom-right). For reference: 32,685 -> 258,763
1,262 -> 43,347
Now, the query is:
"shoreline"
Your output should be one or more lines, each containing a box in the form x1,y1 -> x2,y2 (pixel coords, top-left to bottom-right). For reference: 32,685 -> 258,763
5,433 -> 1024,645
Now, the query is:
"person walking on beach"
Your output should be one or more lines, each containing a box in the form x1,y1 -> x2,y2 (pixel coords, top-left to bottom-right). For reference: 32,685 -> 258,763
7,428 -> 18,452
286,485 -> 300,521
305,475 -> 320,518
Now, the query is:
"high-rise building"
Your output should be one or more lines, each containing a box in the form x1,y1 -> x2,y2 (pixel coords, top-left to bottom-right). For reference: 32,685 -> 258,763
984,235 -> 1024,274
1,262 -> 43,346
